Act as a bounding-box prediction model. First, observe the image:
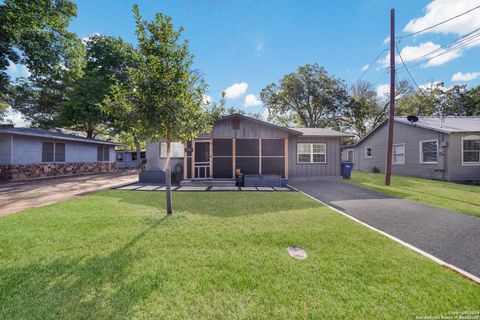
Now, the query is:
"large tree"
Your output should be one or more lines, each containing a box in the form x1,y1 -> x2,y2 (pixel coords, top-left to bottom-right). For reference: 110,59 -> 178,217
260,64 -> 349,128
104,5 -> 217,214
1,0 -> 84,125
60,34 -> 137,138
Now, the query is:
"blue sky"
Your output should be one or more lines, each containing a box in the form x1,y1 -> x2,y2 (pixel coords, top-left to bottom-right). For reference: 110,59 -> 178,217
6,0 -> 480,123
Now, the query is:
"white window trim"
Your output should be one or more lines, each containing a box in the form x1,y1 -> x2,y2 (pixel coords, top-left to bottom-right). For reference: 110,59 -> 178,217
461,135 -> 480,166
392,143 -> 405,165
365,146 -> 373,159
297,143 -> 327,164
419,139 -> 438,164
346,149 -> 354,162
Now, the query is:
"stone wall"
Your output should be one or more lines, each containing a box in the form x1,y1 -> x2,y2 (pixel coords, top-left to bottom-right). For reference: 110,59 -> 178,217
0,162 -> 117,181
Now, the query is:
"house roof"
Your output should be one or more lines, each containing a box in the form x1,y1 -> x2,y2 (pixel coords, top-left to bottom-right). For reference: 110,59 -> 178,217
0,127 -> 120,146
395,116 -> 480,133
348,116 -> 480,148
216,114 -> 352,137
292,127 -> 353,137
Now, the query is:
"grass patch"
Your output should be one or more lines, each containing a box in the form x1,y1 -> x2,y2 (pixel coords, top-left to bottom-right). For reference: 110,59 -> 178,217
346,170 -> 480,217
0,191 -> 478,319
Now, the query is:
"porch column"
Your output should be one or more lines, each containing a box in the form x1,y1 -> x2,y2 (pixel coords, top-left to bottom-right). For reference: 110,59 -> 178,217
259,138 -> 262,174
209,138 -> 213,178
183,142 -> 187,180
284,138 -> 289,179
232,137 -> 236,178
191,141 -> 195,179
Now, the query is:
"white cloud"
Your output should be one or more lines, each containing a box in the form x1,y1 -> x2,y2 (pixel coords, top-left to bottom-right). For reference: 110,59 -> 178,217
404,0 -> 480,36
419,81 -> 443,90
202,94 -> 212,105
451,71 -> 480,81
82,32 -> 101,43
361,64 -> 370,71
244,94 -> 262,107
376,84 -> 390,97
3,108 -> 30,127
223,82 -> 248,99
380,41 -> 462,68
262,108 -> 269,121
256,41 -> 264,56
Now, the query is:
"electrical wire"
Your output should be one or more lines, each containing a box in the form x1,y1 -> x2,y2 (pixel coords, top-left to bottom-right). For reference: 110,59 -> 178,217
398,5 -> 480,39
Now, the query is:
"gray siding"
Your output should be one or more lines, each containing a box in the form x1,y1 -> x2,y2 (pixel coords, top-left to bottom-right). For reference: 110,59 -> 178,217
288,136 -> 341,179
353,122 -> 446,180
11,135 -> 115,164
446,133 -> 480,181
209,118 -> 289,139
145,140 -> 183,172
0,134 -> 12,164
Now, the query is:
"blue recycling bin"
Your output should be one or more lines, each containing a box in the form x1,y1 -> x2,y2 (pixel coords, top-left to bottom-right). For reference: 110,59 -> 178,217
341,162 -> 353,179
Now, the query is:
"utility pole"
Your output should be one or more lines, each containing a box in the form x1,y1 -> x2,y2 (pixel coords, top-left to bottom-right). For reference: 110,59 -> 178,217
385,8 -> 395,186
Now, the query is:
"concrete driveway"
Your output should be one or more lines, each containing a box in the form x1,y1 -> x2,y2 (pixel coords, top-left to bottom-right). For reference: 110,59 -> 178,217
0,170 -> 138,217
289,180 -> 480,279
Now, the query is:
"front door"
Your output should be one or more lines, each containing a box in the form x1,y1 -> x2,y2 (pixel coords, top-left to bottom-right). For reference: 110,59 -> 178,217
194,141 -> 210,178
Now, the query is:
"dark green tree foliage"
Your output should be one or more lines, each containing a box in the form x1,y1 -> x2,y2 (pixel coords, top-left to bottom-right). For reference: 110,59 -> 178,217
61,35 -> 136,138
260,64 -> 349,128
1,0 -> 84,125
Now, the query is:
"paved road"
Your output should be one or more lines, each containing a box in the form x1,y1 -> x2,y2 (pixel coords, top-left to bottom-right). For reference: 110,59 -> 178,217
0,171 -> 138,217
289,181 -> 480,278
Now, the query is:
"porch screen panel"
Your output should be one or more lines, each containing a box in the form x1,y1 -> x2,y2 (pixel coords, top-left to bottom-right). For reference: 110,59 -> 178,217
213,139 -> 232,178
261,139 -> 285,177
235,139 -> 259,175
213,157 -> 232,178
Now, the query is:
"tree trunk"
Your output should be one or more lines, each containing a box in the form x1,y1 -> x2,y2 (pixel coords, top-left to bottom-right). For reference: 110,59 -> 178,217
86,127 -> 94,139
164,140 -> 173,215
134,136 -> 141,168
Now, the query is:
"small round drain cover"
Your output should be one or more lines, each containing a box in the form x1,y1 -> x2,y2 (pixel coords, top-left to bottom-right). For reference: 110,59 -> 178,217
288,247 -> 307,260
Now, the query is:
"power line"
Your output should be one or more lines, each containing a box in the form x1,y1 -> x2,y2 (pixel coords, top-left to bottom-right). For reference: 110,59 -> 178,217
395,43 -> 422,92
398,5 -> 480,39
356,48 -> 388,82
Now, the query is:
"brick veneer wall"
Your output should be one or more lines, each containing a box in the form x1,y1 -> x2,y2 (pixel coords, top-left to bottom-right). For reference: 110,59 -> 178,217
0,162 -> 117,181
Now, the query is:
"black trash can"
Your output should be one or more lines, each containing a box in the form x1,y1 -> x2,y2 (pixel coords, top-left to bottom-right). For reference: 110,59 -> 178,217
341,162 -> 353,179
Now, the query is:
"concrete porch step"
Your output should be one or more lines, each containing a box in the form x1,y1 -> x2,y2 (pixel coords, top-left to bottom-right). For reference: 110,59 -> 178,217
180,179 -> 237,187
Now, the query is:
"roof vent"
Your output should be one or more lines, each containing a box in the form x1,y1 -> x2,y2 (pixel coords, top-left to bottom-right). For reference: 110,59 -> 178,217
0,123 -> 14,128
407,115 -> 418,124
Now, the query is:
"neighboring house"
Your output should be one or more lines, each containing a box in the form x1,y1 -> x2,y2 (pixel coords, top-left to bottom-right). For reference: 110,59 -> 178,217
341,116 -> 480,182
143,114 -> 352,185
0,125 -> 119,181
116,150 -> 146,169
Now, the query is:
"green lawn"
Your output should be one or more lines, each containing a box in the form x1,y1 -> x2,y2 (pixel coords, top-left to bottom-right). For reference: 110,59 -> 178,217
0,191 -> 478,319
346,170 -> 480,217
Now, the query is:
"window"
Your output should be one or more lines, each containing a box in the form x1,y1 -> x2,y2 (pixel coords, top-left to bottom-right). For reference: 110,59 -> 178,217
365,147 -> 373,158
346,149 -> 354,162
160,142 -> 185,158
420,140 -> 438,164
54,143 -> 65,162
393,143 -> 405,165
116,152 -> 124,161
42,142 -> 65,162
97,146 -> 110,162
462,136 -> 480,165
232,119 -> 240,130
42,142 -> 54,162
297,143 -> 326,164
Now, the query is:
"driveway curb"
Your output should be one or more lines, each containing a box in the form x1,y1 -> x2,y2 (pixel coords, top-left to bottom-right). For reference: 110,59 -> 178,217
288,184 -> 480,285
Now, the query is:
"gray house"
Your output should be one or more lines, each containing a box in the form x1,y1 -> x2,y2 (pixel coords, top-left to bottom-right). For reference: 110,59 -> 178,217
0,125 -> 119,181
342,116 -> 480,182
143,114 -> 352,185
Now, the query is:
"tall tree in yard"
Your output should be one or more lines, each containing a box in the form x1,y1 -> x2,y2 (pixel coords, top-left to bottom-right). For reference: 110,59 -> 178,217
106,5 -> 216,214
260,64 -> 349,128
60,35 -> 137,138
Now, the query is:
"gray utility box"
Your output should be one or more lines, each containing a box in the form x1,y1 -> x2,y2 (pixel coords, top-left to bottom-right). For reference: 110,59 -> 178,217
139,171 -> 165,183
244,174 -> 282,187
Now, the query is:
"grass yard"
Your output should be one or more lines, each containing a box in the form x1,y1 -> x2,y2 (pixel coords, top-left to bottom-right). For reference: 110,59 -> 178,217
346,170 -> 480,218
0,191 -> 478,319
